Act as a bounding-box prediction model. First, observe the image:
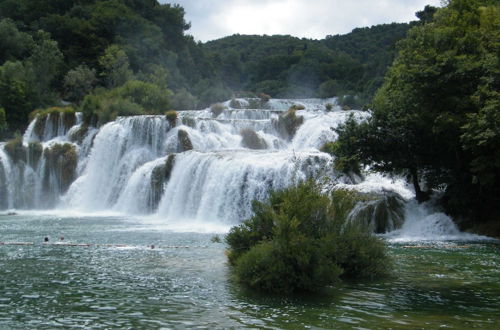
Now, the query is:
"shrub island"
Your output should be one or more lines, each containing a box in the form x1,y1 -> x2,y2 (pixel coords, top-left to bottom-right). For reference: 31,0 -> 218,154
225,181 -> 392,294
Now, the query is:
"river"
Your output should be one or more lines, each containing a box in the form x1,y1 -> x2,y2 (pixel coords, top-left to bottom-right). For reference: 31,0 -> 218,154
1,213 -> 498,329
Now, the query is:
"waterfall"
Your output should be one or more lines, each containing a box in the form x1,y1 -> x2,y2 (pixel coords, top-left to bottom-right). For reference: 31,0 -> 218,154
1,98 -> 436,232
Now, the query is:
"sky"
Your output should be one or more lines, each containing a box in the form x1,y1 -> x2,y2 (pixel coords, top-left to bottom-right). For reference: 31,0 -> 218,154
161,0 -> 443,42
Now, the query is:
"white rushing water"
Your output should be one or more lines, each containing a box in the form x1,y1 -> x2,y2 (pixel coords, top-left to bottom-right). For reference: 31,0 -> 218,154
0,98 -> 474,237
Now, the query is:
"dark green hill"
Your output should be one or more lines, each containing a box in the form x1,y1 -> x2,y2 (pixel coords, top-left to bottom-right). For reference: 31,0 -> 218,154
202,22 -> 413,101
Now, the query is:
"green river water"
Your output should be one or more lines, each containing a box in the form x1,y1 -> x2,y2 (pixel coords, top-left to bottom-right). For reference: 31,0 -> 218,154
0,214 -> 499,329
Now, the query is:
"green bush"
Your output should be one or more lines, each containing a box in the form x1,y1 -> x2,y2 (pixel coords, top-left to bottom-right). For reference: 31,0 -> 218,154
170,88 -> 198,110
321,138 -> 362,177
226,181 -> 391,293
273,107 -> 304,141
112,80 -> 170,113
80,92 -> 145,126
165,110 -> 177,127
80,94 -> 102,126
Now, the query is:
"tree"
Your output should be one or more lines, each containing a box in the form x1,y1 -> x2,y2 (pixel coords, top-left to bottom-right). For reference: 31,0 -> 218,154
334,0 -> 500,221
415,5 -> 438,23
98,44 -> 132,88
63,64 -> 97,103
26,30 -> 64,106
0,19 -> 35,63
0,107 -> 7,136
0,61 -> 33,131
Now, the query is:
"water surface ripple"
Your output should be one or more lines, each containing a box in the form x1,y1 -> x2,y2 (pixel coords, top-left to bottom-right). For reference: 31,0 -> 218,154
1,214 -> 499,328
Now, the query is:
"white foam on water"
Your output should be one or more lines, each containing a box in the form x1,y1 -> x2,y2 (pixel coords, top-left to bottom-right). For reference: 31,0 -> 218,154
383,200 -> 493,242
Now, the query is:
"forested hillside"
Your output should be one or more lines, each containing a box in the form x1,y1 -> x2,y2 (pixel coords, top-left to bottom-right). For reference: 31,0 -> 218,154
0,0 -> 419,138
202,22 -> 413,104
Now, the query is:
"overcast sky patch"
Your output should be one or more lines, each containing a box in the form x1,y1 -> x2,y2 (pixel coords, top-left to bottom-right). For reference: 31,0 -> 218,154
163,0 -> 442,42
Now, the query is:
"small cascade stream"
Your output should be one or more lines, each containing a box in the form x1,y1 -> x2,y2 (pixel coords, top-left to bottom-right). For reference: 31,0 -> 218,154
0,98 -> 466,235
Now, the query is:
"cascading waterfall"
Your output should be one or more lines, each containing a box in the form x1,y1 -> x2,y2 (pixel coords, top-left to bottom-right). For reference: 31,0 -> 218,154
0,97 -> 464,235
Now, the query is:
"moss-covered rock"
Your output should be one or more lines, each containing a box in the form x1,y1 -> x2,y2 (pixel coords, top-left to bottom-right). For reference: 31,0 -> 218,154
43,143 -> 78,192
210,103 -> 226,117
247,98 -> 263,109
165,110 -> 178,127
181,116 -> 196,128
4,136 -> 26,164
259,93 -> 271,103
290,104 -> 305,111
273,107 -> 304,141
240,128 -> 267,150
149,154 -> 176,210
325,103 -> 333,111
229,98 -> 243,109
68,125 -> 89,144
177,129 -> 193,152
349,191 -> 405,233
27,142 -> 43,168
31,107 -> 76,138
164,154 -> 175,181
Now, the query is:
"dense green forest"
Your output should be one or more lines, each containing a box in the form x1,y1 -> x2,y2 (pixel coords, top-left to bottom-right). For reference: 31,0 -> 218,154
203,22 -> 412,102
0,0 -> 417,137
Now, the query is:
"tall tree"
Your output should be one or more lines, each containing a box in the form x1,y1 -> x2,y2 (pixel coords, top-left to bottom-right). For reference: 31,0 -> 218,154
334,0 -> 500,222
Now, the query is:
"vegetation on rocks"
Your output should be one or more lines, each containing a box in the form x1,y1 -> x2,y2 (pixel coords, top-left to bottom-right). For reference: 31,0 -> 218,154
240,128 -> 267,150
31,107 -> 76,138
150,154 -> 176,210
165,110 -> 178,128
226,181 -> 391,293
26,142 -> 43,168
273,107 -> 304,141
3,134 -> 25,163
348,192 -> 405,233
229,98 -> 244,109
68,125 -> 89,144
210,103 -> 226,118
43,143 -> 77,192
177,129 -> 193,152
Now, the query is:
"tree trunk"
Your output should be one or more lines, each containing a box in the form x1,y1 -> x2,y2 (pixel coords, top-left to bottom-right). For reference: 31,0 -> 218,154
410,168 -> 430,203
